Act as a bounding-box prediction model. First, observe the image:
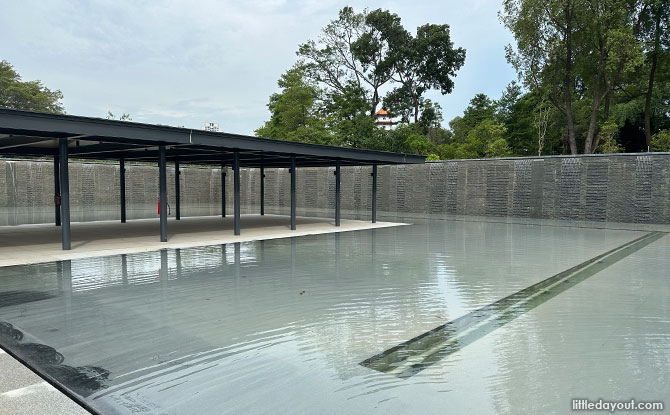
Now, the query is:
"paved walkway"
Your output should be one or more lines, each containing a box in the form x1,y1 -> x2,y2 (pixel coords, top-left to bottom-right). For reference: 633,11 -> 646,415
0,214 -> 406,267
0,348 -> 90,415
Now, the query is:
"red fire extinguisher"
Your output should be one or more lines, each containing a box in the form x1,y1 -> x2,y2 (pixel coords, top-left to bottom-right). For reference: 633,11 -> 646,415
55,194 -> 62,207
157,200 -> 170,215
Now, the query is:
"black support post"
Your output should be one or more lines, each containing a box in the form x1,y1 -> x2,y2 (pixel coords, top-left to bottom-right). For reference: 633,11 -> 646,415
335,160 -> 341,227
233,152 -> 240,235
159,146 -> 168,242
290,155 -> 296,230
175,161 -> 181,220
260,166 -> 265,216
59,139 -> 71,250
371,164 -> 378,223
120,158 -> 126,223
221,166 -> 226,218
54,155 -> 61,227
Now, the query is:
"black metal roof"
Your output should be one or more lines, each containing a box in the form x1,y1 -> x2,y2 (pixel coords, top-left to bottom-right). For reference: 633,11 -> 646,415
0,109 -> 425,167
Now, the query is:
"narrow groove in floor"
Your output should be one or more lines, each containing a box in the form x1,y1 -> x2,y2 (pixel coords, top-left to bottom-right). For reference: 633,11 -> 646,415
360,231 -> 665,378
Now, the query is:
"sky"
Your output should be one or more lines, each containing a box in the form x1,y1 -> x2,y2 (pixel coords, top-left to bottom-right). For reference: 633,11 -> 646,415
0,0 -> 517,135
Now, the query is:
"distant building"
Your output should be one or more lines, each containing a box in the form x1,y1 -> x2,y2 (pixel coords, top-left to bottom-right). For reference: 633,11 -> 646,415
374,108 -> 396,131
202,122 -> 221,132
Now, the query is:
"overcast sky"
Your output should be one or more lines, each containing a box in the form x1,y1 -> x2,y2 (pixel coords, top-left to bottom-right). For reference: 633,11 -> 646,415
1,0 -> 517,135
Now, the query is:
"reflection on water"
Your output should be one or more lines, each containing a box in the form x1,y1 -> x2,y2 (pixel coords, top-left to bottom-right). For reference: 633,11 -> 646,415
361,231 -> 664,378
0,219 -> 668,414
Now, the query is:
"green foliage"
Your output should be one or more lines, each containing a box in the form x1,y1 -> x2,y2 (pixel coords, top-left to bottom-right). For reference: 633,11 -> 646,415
425,153 -> 440,161
501,0 -> 664,154
259,2 -> 670,161
298,6 -> 465,122
487,138 -> 513,158
597,121 -> 623,153
259,6 -> 466,158
407,133 -> 433,155
651,130 -> 670,152
0,60 -> 64,113
106,111 -> 132,121
255,65 -> 330,144
449,93 -> 498,143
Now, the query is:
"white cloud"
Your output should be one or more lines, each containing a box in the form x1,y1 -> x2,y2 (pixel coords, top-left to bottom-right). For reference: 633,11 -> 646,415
0,0 -> 516,134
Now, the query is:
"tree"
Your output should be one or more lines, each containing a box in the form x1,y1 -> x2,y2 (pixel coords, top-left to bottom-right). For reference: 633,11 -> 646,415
449,93 -> 498,143
502,0 -> 581,153
350,8 -> 409,115
255,65 -> 330,144
323,81 -> 371,147
651,129 -> 670,151
106,111 -> 132,121
388,23 -> 466,123
502,0 -> 644,154
638,0 -> 670,147
0,60 -> 64,113
299,7 -> 465,124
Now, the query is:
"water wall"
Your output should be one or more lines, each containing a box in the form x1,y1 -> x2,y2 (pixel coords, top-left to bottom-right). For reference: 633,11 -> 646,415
1,153 -> 669,226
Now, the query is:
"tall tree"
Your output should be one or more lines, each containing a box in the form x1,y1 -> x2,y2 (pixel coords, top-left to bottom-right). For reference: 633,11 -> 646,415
298,7 -> 393,114
0,60 -> 65,113
388,23 -> 466,123
638,0 -> 670,148
299,7 -> 465,124
578,0 -> 642,153
350,8 -> 409,115
503,0 -> 644,154
255,65 -> 330,144
502,0 -> 582,154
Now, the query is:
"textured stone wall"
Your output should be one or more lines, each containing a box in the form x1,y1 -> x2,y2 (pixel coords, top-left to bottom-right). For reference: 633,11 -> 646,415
1,153 -> 669,226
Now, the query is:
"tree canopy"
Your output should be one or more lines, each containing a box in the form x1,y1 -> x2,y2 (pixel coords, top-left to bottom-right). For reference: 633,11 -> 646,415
0,60 -> 65,114
258,2 -> 670,160
259,6 -> 466,157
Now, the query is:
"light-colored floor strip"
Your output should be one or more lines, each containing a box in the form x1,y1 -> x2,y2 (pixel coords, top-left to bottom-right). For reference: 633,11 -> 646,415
0,214 -> 406,267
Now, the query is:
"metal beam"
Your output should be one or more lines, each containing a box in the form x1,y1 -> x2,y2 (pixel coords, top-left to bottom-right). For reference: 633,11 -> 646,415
120,158 -> 126,223
69,142 -> 155,155
290,155 -> 296,230
54,155 -> 61,227
372,164 -> 378,223
0,109 -> 426,166
159,146 -> 168,242
233,152 -> 240,235
59,139 -> 71,250
222,166 -> 226,218
175,161 -> 181,220
335,160 -> 341,227
260,166 -> 265,216
0,136 -> 54,149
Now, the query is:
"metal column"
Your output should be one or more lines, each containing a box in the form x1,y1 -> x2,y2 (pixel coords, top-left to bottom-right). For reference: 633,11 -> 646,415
290,155 -> 296,230
159,146 -> 167,242
54,155 -> 61,226
175,161 -> 181,220
233,152 -> 240,235
335,160 -> 341,226
120,158 -> 126,223
59,139 -> 71,250
371,164 -> 378,223
221,166 -> 226,218
260,166 -> 265,216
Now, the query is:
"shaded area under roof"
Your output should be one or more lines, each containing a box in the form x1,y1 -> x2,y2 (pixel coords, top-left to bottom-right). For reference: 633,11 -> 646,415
0,109 -> 425,167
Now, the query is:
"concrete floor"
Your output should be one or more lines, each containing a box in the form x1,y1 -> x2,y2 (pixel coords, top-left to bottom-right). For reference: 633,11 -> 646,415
0,214 -> 406,267
0,348 -> 90,415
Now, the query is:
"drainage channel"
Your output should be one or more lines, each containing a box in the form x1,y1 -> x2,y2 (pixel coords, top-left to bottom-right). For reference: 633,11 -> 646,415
360,231 -> 665,379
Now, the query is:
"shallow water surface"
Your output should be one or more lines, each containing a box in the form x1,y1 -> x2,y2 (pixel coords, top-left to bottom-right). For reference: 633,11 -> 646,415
0,218 -> 668,414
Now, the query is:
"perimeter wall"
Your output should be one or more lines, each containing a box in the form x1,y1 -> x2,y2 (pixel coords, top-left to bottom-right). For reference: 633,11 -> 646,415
1,153 -> 669,226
